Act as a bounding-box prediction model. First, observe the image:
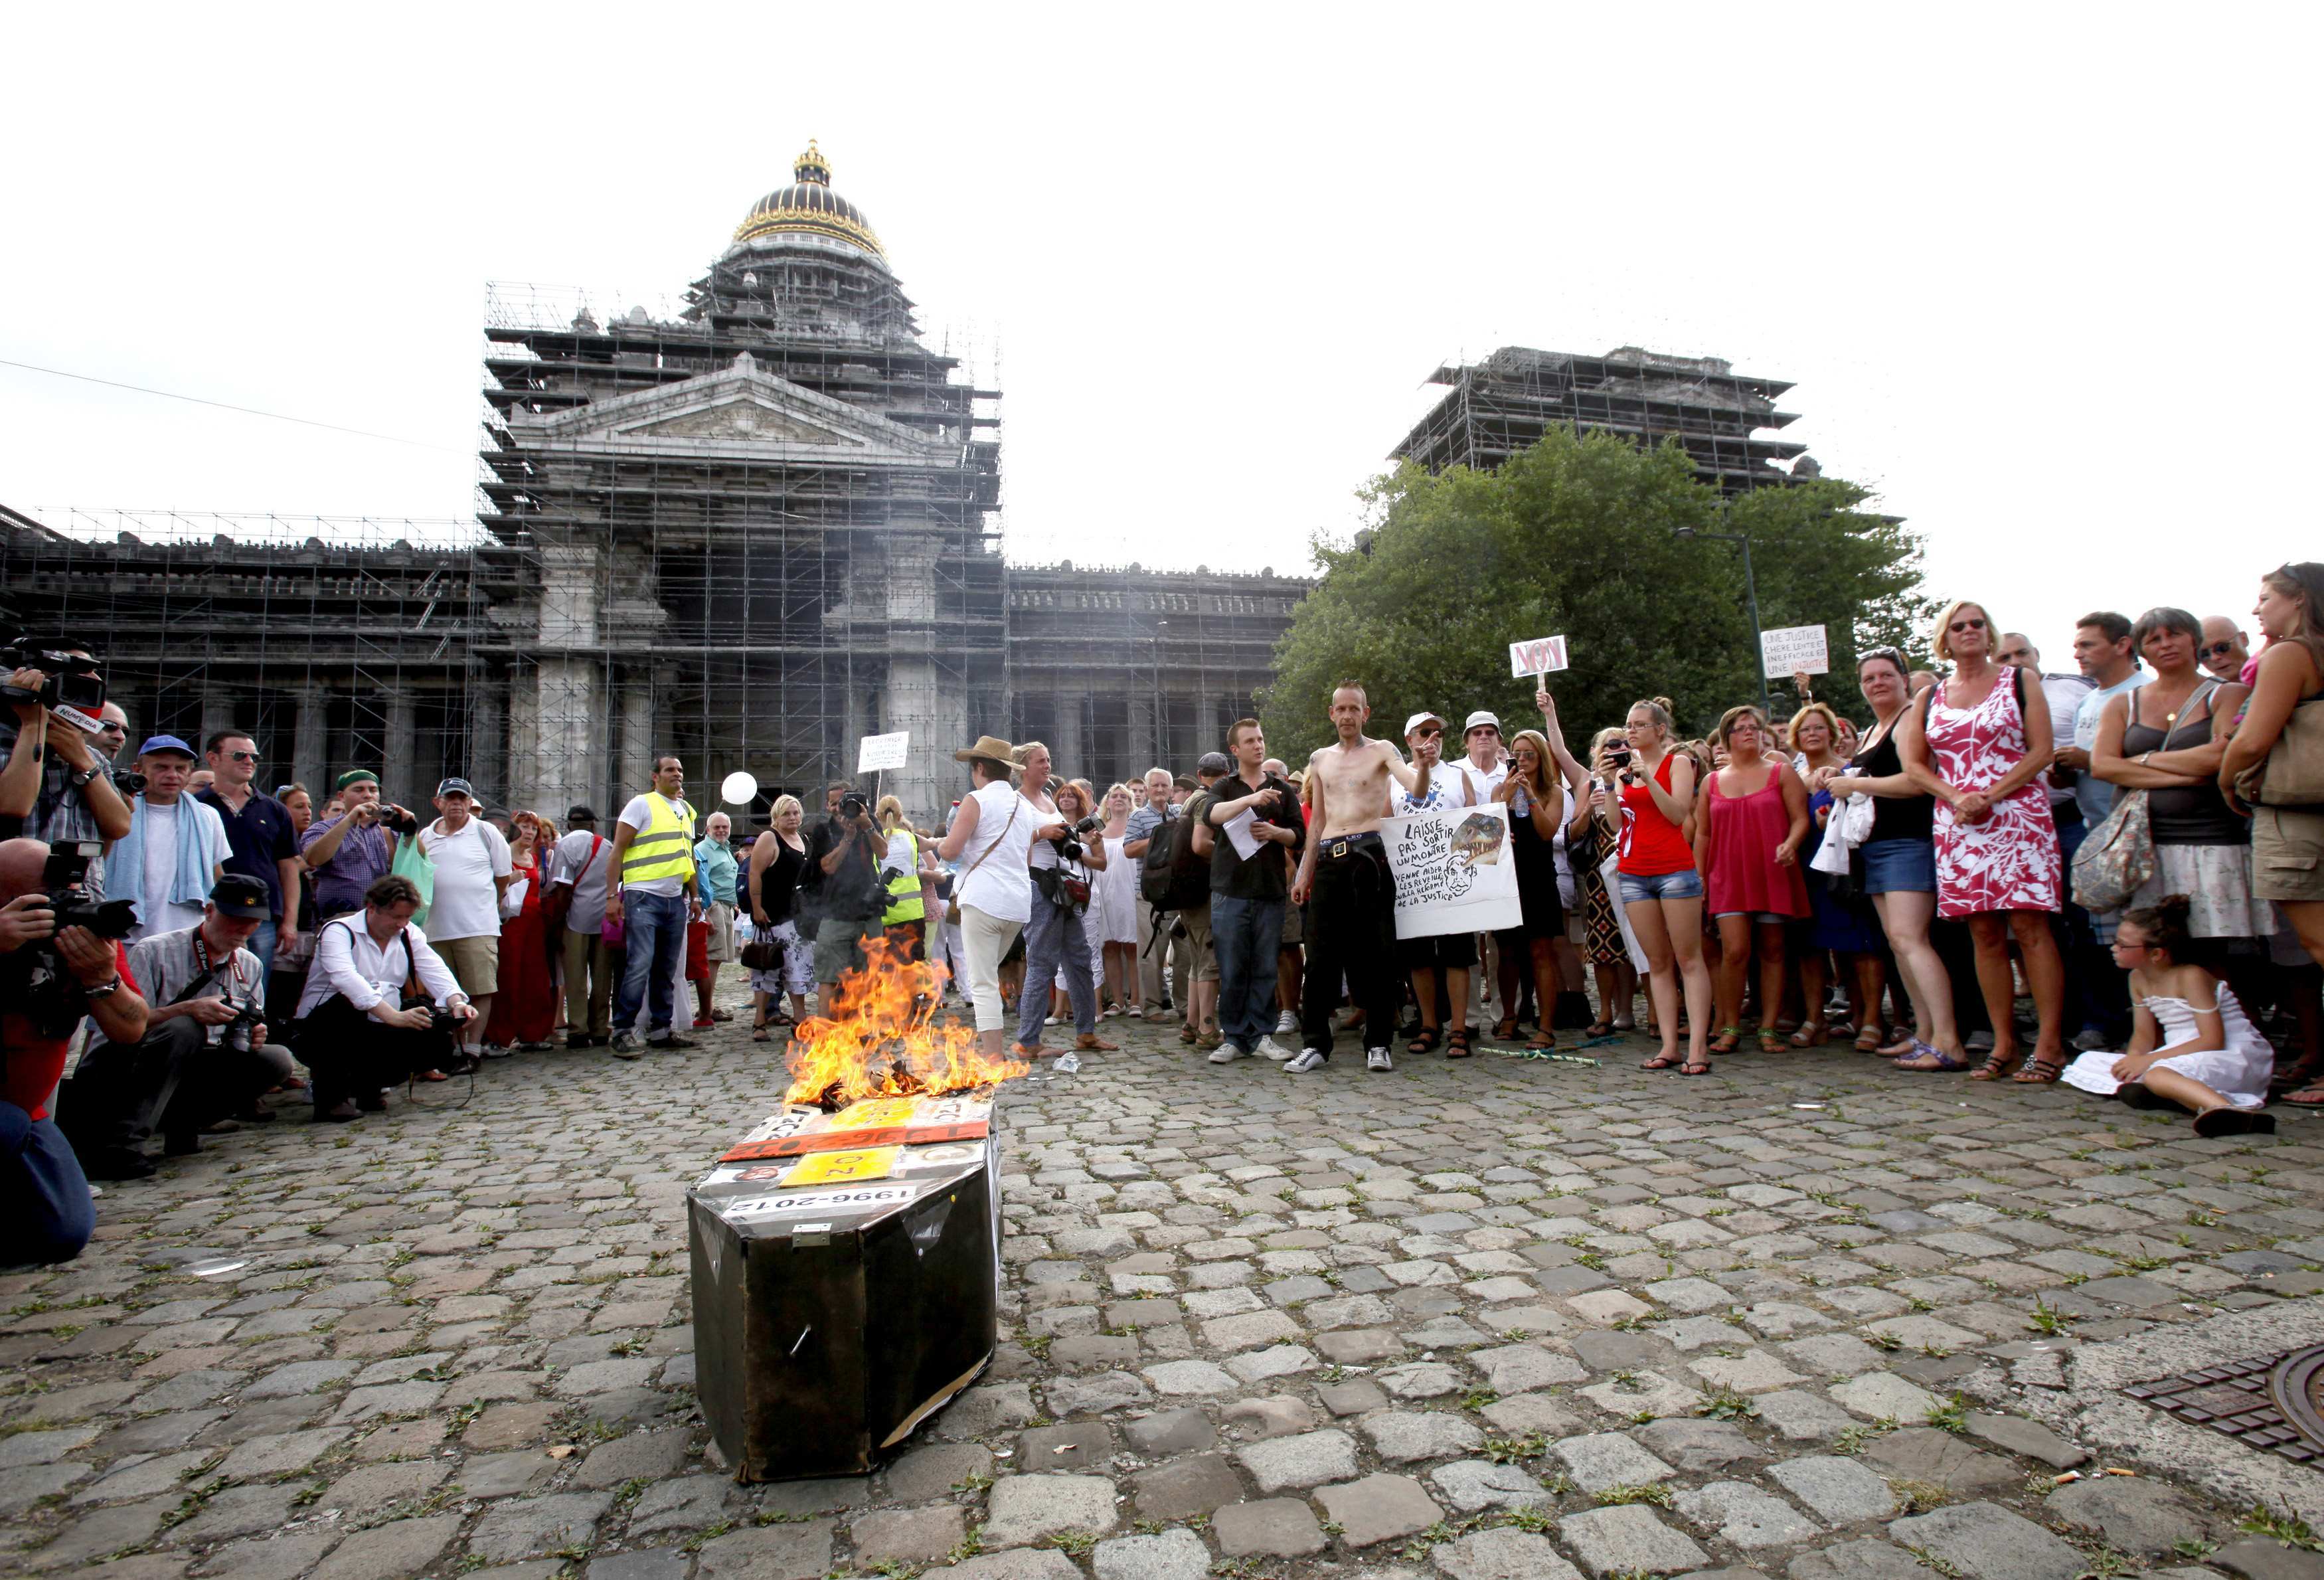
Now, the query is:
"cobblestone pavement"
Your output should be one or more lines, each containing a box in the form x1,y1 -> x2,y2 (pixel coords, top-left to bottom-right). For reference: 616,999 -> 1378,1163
7,992 -> 2324,1580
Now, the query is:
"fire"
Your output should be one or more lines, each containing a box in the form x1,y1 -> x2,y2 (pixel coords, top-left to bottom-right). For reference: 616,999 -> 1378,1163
782,935 -> 1029,1108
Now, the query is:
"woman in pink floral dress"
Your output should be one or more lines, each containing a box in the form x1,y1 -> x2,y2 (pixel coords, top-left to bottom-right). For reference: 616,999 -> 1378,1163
1897,598 -> 2070,1083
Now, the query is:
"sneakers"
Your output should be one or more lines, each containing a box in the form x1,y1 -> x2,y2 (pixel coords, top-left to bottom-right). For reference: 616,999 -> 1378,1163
1284,1048 -> 1327,1074
481,1043 -> 512,1059
1254,1035 -> 1296,1062
692,1017 -> 715,1029
1208,1041 -> 1247,1065
610,1033 -> 643,1060
650,1033 -> 699,1051
1365,1046 -> 1393,1073
1275,1010 -> 1299,1035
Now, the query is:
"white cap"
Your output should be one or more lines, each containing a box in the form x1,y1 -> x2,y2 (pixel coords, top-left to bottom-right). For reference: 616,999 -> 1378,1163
1402,711 -> 1445,739
1464,710 -> 1502,735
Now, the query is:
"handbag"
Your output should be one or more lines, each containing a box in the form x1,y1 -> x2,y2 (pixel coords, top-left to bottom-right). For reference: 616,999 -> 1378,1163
390,832 -> 435,928
739,927 -> 784,972
2238,695 -> 2324,808
541,834 -> 600,932
2072,788 -> 2153,913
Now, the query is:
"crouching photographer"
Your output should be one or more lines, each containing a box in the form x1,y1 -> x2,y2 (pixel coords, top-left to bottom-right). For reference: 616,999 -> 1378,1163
0,837 -> 148,1265
294,874 -> 475,1122
60,874 -> 295,1179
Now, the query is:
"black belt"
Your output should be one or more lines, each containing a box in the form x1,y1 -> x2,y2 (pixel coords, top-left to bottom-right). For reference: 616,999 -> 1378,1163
1321,833 -> 1383,861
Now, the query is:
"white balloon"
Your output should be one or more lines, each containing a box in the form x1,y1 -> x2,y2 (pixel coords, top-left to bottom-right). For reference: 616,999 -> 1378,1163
720,771 -> 758,806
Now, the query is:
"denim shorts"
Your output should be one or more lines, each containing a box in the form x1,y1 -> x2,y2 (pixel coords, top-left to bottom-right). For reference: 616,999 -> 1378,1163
1861,837 -> 1936,895
1619,869 -> 1704,905
1713,911 -> 1789,923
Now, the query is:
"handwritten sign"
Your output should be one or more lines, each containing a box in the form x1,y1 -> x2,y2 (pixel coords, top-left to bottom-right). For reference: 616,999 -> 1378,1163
1382,802 -> 1524,940
857,731 -> 910,772
1760,625 -> 1829,679
1508,634 -> 1570,679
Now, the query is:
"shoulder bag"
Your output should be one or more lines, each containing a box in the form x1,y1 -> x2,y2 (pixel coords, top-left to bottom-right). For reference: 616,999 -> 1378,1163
2238,694 -> 2324,809
2069,683 -> 2191,913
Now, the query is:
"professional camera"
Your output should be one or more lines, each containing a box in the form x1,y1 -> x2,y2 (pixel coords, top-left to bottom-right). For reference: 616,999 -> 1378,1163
42,843 -> 135,942
837,791 -> 869,822
112,768 -> 147,798
0,638 -> 106,715
221,1002 -> 271,1055
378,804 -> 421,837
6,842 -> 137,1036
426,1005 -> 463,1035
1056,814 -> 1104,863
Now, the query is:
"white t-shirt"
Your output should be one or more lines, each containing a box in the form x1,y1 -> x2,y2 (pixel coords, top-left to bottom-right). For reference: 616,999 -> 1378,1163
1449,758 -> 1509,807
618,794 -> 696,898
134,798 -> 231,941
2073,671 -> 2151,824
956,779 -> 1041,924
417,816 -> 513,942
550,827 -> 615,933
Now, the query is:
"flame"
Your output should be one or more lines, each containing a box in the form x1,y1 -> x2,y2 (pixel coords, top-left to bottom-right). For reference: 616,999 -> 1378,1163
782,934 -> 1029,1107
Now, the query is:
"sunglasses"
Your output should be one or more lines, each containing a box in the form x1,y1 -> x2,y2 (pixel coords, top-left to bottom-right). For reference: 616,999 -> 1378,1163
1949,617 -> 1987,633
2199,641 -> 2236,659
1415,726 -> 1444,739
223,750 -> 259,763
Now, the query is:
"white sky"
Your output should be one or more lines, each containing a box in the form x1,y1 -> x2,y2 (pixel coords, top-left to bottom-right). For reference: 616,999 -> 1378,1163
7,5 -> 2315,665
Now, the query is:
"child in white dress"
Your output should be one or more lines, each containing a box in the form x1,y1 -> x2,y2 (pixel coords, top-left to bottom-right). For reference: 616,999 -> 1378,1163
2060,894 -> 2276,1137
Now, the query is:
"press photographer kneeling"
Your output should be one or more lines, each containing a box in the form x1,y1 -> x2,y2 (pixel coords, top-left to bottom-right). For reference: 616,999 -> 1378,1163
0,837 -> 149,1265
62,872 -> 297,1178
294,873 -> 476,1121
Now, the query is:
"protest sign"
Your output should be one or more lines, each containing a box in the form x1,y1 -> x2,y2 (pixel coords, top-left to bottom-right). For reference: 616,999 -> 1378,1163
1507,634 -> 1569,679
857,731 -> 910,772
1382,802 -> 1524,939
1759,624 -> 1829,679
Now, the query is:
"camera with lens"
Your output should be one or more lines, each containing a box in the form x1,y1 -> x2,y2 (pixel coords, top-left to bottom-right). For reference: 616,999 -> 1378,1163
6,842 -> 138,1035
0,638 -> 106,715
1056,814 -> 1103,863
222,1001 -> 270,1055
378,804 -> 421,837
838,791 -> 870,822
112,768 -> 147,798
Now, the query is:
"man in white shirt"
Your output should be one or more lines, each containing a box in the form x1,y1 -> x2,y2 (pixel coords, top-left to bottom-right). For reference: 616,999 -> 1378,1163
296,872 -> 475,1120
415,777 -> 511,1061
116,736 -> 230,942
546,804 -> 616,1048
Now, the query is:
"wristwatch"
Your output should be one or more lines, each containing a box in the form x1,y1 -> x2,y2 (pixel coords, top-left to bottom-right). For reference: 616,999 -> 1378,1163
83,977 -> 121,998
66,764 -> 100,791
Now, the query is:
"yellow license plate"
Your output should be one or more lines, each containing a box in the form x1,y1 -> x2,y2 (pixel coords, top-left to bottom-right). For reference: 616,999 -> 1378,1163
782,1146 -> 902,1187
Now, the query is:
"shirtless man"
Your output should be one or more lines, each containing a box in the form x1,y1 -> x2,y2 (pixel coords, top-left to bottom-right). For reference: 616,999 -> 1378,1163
1287,683 -> 1427,1073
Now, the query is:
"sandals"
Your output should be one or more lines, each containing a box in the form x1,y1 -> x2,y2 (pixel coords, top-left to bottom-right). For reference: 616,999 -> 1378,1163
1641,1053 -> 1685,1071
1585,1020 -> 1616,1039
1526,1031 -> 1556,1053
2012,1055 -> 2066,1085
1875,1032 -> 1918,1058
2282,1084 -> 2324,1107
1493,1017 -> 1519,1043
1896,1042 -> 1972,1073
1758,1029 -> 1787,1054
1408,1027 -> 1442,1056
751,1026 -> 771,1043
1708,1027 -> 1742,1056
1969,1049 -> 2023,1081
1446,1027 -> 1473,1059
1853,1024 -> 1886,1053
1680,1060 -> 1712,1076
1790,1021 -> 1829,1048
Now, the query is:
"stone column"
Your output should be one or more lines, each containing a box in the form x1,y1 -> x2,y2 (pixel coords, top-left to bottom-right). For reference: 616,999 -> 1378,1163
1051,695 -> 1087,785
293,685 -> 328,796
619,674 -> 654,807
199,688 -> 236,755
469,677 -> 506,810
877,525 -> 946,822
386,694 -> 418,808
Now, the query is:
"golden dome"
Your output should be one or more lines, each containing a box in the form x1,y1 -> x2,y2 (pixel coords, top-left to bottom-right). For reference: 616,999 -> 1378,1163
732,141 -> 884,258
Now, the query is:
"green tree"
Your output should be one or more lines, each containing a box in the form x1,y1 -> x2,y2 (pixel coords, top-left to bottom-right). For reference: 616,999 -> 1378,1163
1260,428 -> 1931,762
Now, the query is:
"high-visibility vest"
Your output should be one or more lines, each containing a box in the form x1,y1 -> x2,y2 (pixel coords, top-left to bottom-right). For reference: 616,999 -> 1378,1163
882,827 -> 925,924
621,794 -> 697,887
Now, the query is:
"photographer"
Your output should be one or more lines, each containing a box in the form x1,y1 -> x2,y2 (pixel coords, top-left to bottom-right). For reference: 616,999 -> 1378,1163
1013,744 -> 1118,1057
60,875 -> 292,1178
0,837 -> 147,1265
294,873 -> 475,1120
299,770 -> 417,917
813,787 -> 888,998
0,650 -> 134,893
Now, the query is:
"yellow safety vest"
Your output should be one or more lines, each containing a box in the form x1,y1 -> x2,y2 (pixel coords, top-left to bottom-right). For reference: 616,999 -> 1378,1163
621,794 -> 697,887
882,827 -> 925,924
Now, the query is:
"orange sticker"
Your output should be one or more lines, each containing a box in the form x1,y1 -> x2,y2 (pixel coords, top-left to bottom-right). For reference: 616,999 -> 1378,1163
782,1147 -> 902,1187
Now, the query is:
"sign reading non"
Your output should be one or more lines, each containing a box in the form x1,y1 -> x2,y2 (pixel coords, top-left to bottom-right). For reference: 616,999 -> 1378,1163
857,731 -> 910,772
1760,624 -> 1829,679
1382,802 -> 1524,939
1508,634 -> 1570,679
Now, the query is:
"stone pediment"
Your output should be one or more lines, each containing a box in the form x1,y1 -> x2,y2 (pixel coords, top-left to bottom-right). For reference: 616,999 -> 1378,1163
511,352 -> 946,465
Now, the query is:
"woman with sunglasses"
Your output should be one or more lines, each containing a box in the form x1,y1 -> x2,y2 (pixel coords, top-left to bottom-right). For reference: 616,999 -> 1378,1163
1896,600 -> 2068,1083
1612,697 -> 1714,1074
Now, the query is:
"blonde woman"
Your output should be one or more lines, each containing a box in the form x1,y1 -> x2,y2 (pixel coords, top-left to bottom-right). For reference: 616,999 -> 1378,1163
1610,698 -> 1714,1074
1093,782 -> 1141,1015
746,795 -> 813,1037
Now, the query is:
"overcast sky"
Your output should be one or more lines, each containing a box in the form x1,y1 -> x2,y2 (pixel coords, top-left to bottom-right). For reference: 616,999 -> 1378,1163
7,6 -> 2314,667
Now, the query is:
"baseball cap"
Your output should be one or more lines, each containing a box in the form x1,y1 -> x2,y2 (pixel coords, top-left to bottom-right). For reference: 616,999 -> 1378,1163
436,777 -> 476,798
566,804 -> 598,824
1403,711 -> 1446,739
1195,752 -> 1233,778
1463,711 -> 1502,736
137,734 -> 196,759
208,873 -> 272,920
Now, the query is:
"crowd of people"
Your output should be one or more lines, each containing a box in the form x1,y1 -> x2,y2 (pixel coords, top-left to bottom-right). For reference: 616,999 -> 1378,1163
3,561 -> 2321,1265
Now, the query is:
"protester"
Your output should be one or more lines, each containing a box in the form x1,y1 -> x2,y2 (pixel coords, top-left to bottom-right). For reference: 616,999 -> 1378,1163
1012,743 -> 1114,1057
1204,719 -> 1305,1064
937,736 -> 1039,1059
1124,766 -> 1181,1019
546,804 -> 616,1049
1491,727 -> 1569,1053
300,771 -> 414,919
115,736 -> 232,942
1614,699 -> 1714,1074
1696,706 -> 1810,1053
1394,710 -> 1474,1056
692,812 -> 740,1026
196,732 -> 301,978
416,777 -> 513,1063
62,875 -> 291,1178
2059,895 -> 2276,1136
485,809 -> 557,1051
2200,616 -> 2252,683
605,755 -> 704,1057
0,836 -> 147,1264
1791,702 -> 1886,1048
295,873 -> 477,1120
1092,783 -> 1140,1016
1571,729 -> 1639,1035
747,796 -> 813,1038
1899,599 -> 2068,1083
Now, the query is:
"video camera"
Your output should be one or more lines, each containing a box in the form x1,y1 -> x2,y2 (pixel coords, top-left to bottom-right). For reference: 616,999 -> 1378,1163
7,842 -> 137,1036
1057,814 -> 1104,863
838,791 -> 870,822
0,638 -> 106,717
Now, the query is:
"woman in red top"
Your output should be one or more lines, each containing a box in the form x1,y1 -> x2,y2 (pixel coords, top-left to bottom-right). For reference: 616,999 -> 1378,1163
1606,697 -> 1714,1074
485,810 -> 557,1051
1695,705 -> 1811,1054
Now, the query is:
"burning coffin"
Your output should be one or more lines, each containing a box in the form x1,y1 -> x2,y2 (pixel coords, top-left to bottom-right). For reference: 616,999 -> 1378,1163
689,1093 -> 1004,1481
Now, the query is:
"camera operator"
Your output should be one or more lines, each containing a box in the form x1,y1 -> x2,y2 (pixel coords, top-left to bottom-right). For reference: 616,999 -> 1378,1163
0,837 -> 148,1265
59,875 -> 291,1179
0,652 -> 133,893
294,873 -> 475,1121
813,788 -> 888,1001
299,770 -> 417,917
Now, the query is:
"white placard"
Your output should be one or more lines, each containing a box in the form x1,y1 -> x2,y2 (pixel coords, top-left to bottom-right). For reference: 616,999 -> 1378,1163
1760,625 -> 1829,679
1508,634 -> 1570,678
857,731 -> 910,772
1382,802 -> 1525,940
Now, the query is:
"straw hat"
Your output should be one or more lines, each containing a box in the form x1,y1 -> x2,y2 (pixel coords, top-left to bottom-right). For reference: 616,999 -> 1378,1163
952,735 -> 1017,770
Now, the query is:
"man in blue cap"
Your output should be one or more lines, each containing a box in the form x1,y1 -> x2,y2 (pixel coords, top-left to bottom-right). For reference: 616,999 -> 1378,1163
112,736 -> 230,943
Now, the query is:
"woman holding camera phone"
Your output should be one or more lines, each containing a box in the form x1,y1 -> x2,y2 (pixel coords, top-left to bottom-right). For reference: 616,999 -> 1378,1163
1612,698 -> 1715,1075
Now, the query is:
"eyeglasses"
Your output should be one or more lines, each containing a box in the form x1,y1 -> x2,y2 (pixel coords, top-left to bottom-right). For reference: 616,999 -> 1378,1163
2109,937 -> 2149,952
224,750 -> 259,763
1948,617 -> 1987,633
2199,641 -> 2237,659
1415,726 -> 1443,739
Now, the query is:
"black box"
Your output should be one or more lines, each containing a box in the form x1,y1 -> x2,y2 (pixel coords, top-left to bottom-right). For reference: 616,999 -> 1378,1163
689,1126 -> 1000,1481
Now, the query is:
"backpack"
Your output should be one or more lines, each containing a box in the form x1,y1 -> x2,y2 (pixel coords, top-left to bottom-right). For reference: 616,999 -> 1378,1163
1140,794 -> 1212,912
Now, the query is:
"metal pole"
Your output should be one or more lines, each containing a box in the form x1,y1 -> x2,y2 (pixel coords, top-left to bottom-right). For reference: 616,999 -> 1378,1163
1738,534 -> 1770,719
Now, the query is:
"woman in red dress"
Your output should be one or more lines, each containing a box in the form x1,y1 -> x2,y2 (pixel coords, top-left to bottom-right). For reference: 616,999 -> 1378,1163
1695,705 -> 1811,1054
487,810 -> 558,1050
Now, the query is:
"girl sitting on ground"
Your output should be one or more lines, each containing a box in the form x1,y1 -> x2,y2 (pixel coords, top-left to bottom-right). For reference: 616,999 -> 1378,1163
2059,894 -> 2276,1137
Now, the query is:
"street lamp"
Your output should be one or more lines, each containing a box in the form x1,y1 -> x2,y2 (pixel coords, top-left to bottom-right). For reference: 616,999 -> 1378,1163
1675,507 -> 1770,718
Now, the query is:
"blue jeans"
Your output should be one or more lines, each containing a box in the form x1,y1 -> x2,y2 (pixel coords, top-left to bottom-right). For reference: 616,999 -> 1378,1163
614,889 -> 687,1038
1018,893 -> 1097,1046
250,919 -> 278,980
1210,894 -> 1286,1049
0,1102 -> 94,1266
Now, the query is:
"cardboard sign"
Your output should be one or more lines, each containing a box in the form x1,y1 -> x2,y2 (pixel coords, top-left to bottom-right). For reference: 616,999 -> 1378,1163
1382,801 -> 1525,940
720,1095 -> 993,1163
1508,634 -> 1570,679
857,731 -> 910,772
1760,624 -> 1829,679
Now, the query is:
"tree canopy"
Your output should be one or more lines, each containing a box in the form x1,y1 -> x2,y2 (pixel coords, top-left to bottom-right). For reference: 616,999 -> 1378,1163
1259,428 -> 1932,762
